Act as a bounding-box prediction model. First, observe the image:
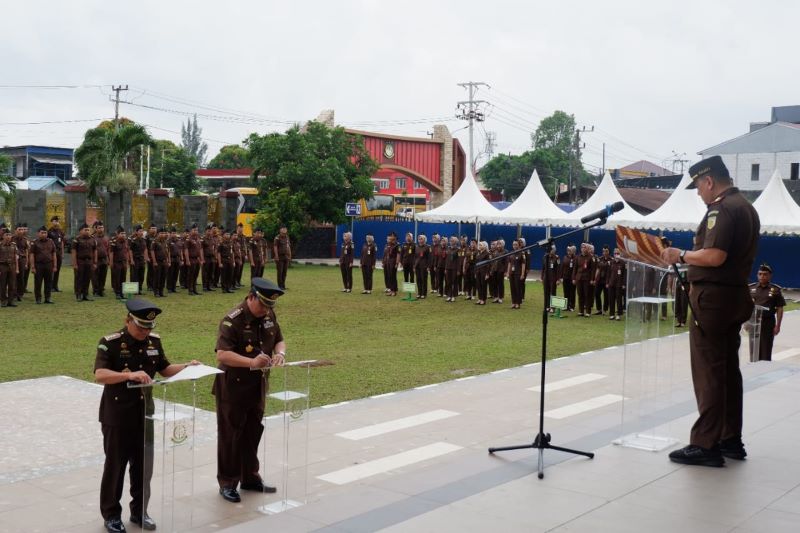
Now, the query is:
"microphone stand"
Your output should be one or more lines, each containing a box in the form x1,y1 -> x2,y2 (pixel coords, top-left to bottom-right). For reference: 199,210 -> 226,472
481,217 -> 607,479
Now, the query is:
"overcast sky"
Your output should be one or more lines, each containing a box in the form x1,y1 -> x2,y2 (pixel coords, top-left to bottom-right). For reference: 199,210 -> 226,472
2,0 -> 798,175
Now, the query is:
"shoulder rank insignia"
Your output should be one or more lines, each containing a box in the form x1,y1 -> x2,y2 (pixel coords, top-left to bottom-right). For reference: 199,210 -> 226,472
227,308 -> 243,319
104,332 -> 122,341
98,344 -> 108,352
223,320 -> 233,328
149,332 -> 160,339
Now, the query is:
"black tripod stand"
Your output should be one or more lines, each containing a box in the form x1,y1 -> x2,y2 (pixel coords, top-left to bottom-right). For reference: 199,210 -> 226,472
484,219 -> 606,479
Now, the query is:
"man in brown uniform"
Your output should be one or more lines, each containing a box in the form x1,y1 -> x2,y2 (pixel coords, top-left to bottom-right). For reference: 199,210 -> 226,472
12,223 -> 30,301
94,298 -> 198,533
214,278 -> 285,503
273,225 -> 291,290
150,228 -> 170,297
186,224 -> 203,296
560,244 -> 577,312
93,222 -> 110,297
144,224 -> 157,292
217,229 -> 235,293
429,233 -> 440,293
109,227 -> 130,299
166,227 -> 183,293
248,228 -> 265,280
361,233 -> 377,294
573,243 -> 595,317
491,239 -> 507,304
748,263 -> 785,361
339,231 -> 354,292
129,225 -> 148,295
47,216 -> 65,292
593,245 -> 611,315
0,229 -> 19,307
662,155 -> 760,467
444,236 -> 460,302
29,225 -> 57,304
463,239 -> 477,300
540,245 -> 560,311
201,224 -> 217,292
72,223 -> 97,302
606,248 -> 626,320
233,223 -> 245,288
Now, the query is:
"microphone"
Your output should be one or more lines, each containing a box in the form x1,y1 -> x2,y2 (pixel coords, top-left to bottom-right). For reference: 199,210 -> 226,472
580,201 -> 624,224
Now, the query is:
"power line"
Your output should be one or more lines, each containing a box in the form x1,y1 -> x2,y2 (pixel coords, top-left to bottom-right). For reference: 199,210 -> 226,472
0,84 -> 106,89
0,117 -> 110,126
456,81 -> 489,174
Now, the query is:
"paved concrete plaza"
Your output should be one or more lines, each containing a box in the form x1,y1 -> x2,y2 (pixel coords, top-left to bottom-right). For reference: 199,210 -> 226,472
1,311 -> 800,532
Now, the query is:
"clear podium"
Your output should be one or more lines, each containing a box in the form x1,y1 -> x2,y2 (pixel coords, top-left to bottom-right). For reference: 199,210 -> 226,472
614,260 -> 680,451
258,360 -> 315,515
130,364 -> 222,532
744,305 -> 768,362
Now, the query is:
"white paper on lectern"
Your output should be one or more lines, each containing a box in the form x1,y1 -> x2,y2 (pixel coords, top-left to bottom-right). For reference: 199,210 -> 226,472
161,363 -> 224,383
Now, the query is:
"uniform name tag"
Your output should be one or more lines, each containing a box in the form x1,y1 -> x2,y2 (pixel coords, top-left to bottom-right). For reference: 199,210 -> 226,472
147,349 -> 159,356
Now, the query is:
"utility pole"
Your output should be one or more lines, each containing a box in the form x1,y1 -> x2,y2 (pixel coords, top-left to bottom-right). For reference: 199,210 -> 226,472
110,85 -> 128,130
456,81 -> 489,175
568,125 -> 594,204
670,150 -> 689,174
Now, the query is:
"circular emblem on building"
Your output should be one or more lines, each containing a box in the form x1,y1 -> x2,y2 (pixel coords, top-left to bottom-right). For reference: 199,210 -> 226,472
383,141 -> 395,160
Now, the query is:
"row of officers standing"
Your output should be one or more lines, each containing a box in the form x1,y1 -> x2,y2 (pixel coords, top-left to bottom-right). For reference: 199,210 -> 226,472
0,218 -> 293,306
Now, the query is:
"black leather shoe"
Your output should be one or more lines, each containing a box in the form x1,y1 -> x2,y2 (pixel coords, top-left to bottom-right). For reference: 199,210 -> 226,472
104,517 -> 126,533
130,512 -> 156,530
669,445 -> 724,467
219,487 -> 241,502
240,480 -> 277,493
719,437 -> 747,460
45,299 -> 54,304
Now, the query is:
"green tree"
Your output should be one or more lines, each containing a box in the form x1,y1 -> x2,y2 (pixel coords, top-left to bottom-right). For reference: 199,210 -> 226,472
181,114 -> 208,167
246,121 -> 378,239
74,120 -> 154,200
207,144 -> 249,169
529,110 -> 593,197
480,149 -> 562,201
150,140 -> 198,195
0,154 -> 15,220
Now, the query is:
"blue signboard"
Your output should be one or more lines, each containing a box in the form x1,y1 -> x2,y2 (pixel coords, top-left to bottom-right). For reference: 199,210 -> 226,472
345,203 -> 361,216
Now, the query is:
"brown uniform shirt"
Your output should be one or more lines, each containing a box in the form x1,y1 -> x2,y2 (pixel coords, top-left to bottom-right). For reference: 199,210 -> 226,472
401,242 -> 415,267
541,253 -> 560,280
444,246 -> 460,270
475,249 -> 491,276
274,235 -> 291,259
0,240 -> 18,267
47,227 -> 65,256
73,234 -> 97,264
201,234 -> 216,259
361,243 -> 377,268
187,236 -> 203,264
561,254 -> 576,281
110,239 -> 129,265
212,302 -> 284,408
383,242 -> 400,268
218,240 -> 234,265
95,235 -> 110,265
129,236 -> 147,264
688,187 -> 760,286
151,239 -> 169,265
94,329 -> 169,426
606,257 -> 626,288
30,237 -> 56,264
249,237 -> 264,266
12,235 -> 29,265
340,241 -> 354,266
750,283 -> 785,320
413,244 -> 430,270
574,254 -> 595,281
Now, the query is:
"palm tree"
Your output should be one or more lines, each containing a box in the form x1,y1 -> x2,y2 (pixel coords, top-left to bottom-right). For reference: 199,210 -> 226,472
74,122 -> 154,200
0,154 -> 15,220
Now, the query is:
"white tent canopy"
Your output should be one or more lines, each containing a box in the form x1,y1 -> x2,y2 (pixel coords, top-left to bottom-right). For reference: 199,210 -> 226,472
416,173 -> 500,223
479,169 -> 566,225
550,171 -> 643,228
753,170 -> 800,235
617,173 -> 706,232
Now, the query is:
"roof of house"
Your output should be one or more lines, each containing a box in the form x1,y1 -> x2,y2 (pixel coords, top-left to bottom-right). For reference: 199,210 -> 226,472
617,160 -> 672,176
699,121 -> 800,155
616,188 -> 670,213
196,168 -> 254,178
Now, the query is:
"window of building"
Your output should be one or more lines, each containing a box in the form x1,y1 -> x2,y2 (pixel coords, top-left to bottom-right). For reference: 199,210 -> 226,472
395,177 -> 406,189
415,180 -> 425,190
751,163 -> 760,181
376,179 -> 389,190
791,162 -> 799,180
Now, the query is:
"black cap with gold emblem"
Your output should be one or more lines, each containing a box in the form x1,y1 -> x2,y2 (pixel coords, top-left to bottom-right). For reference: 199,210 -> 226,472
687,155 -> 731,189
758,263 -> 773,274
126,297 -> 162,329
251,277 -> 284,307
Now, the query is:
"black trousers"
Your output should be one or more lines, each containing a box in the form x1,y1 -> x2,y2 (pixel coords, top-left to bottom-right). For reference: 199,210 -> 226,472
543,280 -> 557,308
131,262 -> 146,294
276,259 -> 289,289
463,267 -> 475,296
594,284 -> 608,313
340,264 -> 353,290
111,263 -> 127,296
234,261 -> 243,286
436,268 -> 445,296
414,265 -> 427,296
75,262 -> 92,298
0,263 -> 16,304
477,273 -> 488,301
750,317 -> 776,361
188,262 -> 200,293
402,263 -> 414,283
16,260 -> 28,298
33,262 -> 54,301
179,263 -> 188,288
93,263 -> 108,295
608,285 -> 624,316
250,262 -> 264,280
153,263 -> 168,296
577,279 -> 592,314
216,401 -> 264,489
202,258 -> 214,290
361,265 -> 374,291
53,254 -> 63,289
384,265 -> 398,292
492,272 -> 505,299
146,261 -> 154,291
563,279 -> 576,310
429,267 -> 437,292
100,421 -> 153,520
510,272 -> 523,305
221,262 -> 234,291
445,269 -> 458,298
167,261 -> 180,291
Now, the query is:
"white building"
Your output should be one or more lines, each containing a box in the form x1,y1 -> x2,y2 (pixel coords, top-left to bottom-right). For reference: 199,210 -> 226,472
698,106 -> 800,191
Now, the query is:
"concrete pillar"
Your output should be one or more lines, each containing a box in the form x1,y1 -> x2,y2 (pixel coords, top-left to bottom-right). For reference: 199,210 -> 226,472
13,189 -> 47,229
182,195 -> 208,230
146,189 -> 169,229
64,185 -> 87,238
431,125 -> 454,208
102,191 -> 132,233
218,191 -> 238,231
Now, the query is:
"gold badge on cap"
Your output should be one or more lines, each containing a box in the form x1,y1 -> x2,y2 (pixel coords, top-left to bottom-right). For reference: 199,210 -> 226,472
147,311 -> 156,320
246,344 -> 253,353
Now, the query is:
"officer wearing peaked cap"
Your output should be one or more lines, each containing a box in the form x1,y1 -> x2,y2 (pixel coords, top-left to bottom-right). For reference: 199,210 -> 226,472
213,278 -> 286,503
749,263 -> 785,361
94,297 -> 199,533
661,155 -> 760,467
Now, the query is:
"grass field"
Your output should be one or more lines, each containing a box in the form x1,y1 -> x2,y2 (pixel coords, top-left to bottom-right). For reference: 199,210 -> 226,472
2,264 -> 793,413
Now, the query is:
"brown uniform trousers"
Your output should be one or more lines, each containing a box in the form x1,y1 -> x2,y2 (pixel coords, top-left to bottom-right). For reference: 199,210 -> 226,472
0,241 -> 17,305
274,236 -> 291,289
475,250 -> 491,301
361,243 -> 377,291
541,254 -> 560,308
339,242 -> 354,290
509,253 -> 525,306
413,246 -> 429,296
401,243 -> 415,283
560,255 -> 577,311
574,254 -> 594,315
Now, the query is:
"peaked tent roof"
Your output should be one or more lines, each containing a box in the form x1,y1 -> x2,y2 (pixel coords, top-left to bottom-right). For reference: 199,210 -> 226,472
616,173 -> 706,231
416,173 -> 500,223
550,171 -> 643,227
480,169 -> 565,224
752,170 -> 800,235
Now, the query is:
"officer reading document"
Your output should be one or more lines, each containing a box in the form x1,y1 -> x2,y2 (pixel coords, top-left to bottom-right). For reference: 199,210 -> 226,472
661,155 -> 760,467
94,299 -> 199,533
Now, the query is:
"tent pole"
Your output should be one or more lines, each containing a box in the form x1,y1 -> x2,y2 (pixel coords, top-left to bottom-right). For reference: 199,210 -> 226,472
517,224 -> 522,239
